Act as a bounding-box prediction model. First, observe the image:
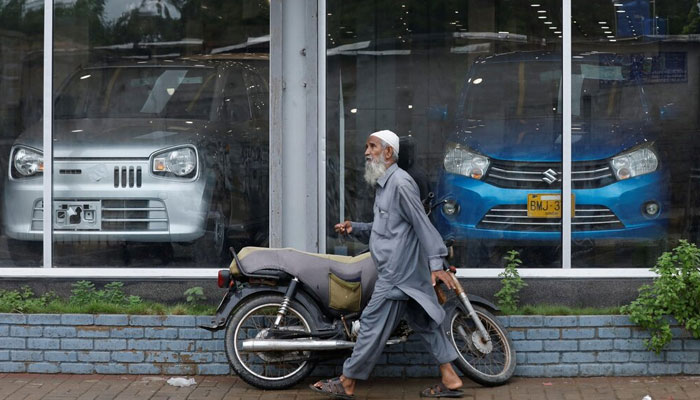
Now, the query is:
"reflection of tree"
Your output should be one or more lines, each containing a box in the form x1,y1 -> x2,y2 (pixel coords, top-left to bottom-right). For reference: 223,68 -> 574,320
0,0 -> 43,36
681,3 -> 700,34
55,0 -> 108,45
636,0 -> 698,35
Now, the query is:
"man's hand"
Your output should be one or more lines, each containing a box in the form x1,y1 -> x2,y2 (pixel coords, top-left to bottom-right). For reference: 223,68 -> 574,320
334,221 -> 353,235
431,270 -> 456,290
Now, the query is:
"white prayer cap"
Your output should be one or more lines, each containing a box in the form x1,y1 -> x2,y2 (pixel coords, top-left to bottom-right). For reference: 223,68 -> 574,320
370,130 -> 400,155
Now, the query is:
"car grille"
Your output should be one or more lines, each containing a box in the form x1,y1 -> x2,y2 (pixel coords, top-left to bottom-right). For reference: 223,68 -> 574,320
101,200 -> 167,231
477,204 -> 624,231
31,199 -> 168,232
484,160 -> 615,189
30,200 -> 44,231
114,166 -> 143,188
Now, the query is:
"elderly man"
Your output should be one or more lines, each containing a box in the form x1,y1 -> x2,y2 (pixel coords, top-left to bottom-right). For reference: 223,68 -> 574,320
311,130 -> 463,399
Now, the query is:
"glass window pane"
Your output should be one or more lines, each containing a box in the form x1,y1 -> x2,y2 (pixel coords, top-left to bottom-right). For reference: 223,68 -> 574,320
0,1 -> 44,267
571,0 -> 690,268
43,0 -> 269,268
326,1 -> 563,268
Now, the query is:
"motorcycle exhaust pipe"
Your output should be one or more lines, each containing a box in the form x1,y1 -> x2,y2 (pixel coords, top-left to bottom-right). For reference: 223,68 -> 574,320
239,339 -> 356,352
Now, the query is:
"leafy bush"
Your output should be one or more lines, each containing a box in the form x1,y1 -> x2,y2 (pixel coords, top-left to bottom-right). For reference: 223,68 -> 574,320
184,286 -> 205,305
494,250 -> 527,314
621,240 -> 700,353
0,286 -> 57,313
70,281 -> 142,306
0,281 -> 215,315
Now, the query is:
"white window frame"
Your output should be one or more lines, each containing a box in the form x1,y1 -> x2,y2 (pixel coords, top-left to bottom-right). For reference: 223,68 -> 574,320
0,0 -> 656,279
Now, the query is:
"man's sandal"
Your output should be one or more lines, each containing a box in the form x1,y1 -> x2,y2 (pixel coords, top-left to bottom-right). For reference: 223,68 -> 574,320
309,377 -> 355,399
420,382 -> 464,398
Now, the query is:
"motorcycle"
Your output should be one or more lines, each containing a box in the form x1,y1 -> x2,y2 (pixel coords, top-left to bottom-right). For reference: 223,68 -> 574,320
200,245 -> 516,390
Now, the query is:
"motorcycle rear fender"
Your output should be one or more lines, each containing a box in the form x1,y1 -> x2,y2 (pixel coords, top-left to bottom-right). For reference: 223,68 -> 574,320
199,284 -> 331,332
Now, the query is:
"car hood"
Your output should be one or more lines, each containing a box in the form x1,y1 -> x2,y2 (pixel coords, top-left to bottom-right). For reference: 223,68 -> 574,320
14,119 -> 213,158
452,118 -> 650,161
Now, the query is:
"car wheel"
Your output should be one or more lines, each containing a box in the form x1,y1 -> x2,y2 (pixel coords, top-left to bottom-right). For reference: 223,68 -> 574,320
191,202 -> 228,266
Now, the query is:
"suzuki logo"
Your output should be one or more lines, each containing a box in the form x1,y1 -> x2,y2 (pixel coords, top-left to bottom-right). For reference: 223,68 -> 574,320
542,169 -> 558,184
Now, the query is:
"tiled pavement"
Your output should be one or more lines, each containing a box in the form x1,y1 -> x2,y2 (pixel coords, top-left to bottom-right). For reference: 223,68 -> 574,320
0,373 -> 699,400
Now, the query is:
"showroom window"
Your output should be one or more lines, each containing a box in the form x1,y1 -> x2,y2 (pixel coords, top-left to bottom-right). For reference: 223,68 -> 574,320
325,0 -> 699,276
325,0 -> 565,269
1,0 -> 269,272
2,0 -> 697,277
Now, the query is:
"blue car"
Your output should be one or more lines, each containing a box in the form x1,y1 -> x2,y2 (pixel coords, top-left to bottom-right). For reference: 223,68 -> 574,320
432,52 -> 669,266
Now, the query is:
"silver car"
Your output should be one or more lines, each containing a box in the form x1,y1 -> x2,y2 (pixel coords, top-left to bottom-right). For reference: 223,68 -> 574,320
3,58 -> 269,264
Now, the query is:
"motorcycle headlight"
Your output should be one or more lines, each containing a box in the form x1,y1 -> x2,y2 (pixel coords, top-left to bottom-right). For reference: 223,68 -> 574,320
11,146 -> 43,178
443,143 -> 489,179
152,146 -> 197,177
610,146 -> 658,181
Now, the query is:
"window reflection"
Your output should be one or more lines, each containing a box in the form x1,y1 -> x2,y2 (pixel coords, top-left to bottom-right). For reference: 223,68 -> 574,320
326,0 -> 563,268
19,0 -> 270,268
571,0 -> 698,267
0,0 -> 44,266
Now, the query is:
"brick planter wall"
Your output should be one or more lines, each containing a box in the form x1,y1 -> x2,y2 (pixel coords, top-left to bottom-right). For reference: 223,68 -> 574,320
1,313 -> 699,377
0,314 -> 228,375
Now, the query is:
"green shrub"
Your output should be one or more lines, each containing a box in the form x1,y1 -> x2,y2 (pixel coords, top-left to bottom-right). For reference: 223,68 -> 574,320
494,250 -> 527,314
184,286 -> 205,305
0,281 -> 215,315
70,281 -> 142,307
0,286 -> 56,313
621,240 -> 700,353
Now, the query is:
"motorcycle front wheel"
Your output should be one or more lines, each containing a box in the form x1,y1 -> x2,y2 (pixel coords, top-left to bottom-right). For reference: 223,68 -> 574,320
224,294 -> 317,389
447,304 -> 516,386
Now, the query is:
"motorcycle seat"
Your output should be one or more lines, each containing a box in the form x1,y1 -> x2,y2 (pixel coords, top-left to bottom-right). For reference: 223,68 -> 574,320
230,247 -> 377,310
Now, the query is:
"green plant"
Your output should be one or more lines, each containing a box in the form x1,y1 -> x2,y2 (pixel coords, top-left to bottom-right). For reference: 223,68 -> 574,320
621,240 -> 700,353
517,304 -> 621,316
69,280 -> 98,305
0,281 -> 214,315
0,286 -> 56,313
184,286 -> 205,305
494,250 -> 527,314
70,281 -> 142,306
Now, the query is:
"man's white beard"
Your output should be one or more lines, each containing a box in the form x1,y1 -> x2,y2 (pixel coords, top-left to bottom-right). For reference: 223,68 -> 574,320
364,156 -> 387,186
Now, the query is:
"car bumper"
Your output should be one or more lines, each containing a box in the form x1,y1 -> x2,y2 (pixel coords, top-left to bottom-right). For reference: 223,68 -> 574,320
432,170 -> 669,242
3,159 -> 213,242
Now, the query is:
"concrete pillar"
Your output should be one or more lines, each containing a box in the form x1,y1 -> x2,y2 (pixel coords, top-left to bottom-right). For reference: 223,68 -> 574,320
270,0 -> 320,251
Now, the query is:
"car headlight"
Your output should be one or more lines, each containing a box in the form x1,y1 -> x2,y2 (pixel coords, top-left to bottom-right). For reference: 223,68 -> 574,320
152,146 -> 197,177
443,143 -> 489,179
610,146 -> 658,181
11,146 -> 43,178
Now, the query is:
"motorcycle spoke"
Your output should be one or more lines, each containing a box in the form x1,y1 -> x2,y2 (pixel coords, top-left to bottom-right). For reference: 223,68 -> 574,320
452,312 -> 511,377
234,302 -> 311,381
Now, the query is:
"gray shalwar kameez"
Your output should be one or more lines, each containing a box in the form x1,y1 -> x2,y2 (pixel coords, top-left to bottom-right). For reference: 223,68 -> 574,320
342,163 -> 459,380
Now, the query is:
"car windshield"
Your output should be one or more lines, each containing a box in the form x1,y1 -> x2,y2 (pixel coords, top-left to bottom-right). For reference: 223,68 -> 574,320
463,60 -> 645,122
55,66 -> 217,120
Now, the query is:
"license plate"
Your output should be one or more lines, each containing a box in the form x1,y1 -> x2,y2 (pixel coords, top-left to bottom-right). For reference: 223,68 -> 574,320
527,194 -> 574,218
54,201 -> 101,229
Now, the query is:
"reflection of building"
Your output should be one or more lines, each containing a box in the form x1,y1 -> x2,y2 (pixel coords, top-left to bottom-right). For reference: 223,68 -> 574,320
133,0 -> 181,19
616,0 -> 667,37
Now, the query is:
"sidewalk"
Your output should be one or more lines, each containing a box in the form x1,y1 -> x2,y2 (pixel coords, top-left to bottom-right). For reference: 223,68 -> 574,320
0,373 -> 699,400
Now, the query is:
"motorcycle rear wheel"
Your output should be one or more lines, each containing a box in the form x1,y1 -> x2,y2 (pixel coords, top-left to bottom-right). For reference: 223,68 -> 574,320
448,305 -> 516,386
225,294 -> 317,389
